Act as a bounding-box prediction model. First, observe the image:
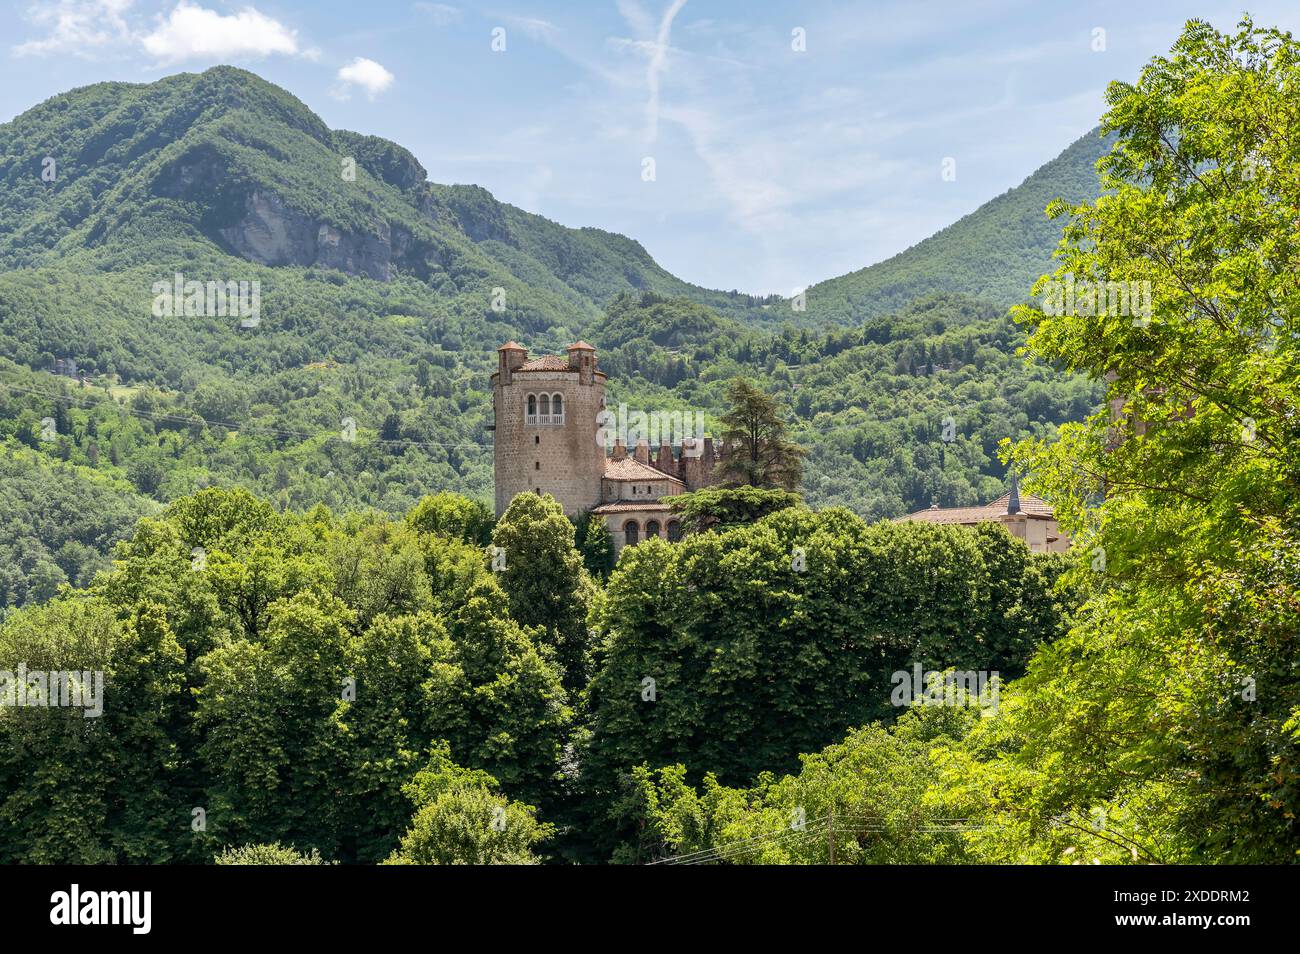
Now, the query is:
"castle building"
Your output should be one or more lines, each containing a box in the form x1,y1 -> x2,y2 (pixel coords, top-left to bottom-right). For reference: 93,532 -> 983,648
492,341 -> 719,552
895,475 -> 1070,554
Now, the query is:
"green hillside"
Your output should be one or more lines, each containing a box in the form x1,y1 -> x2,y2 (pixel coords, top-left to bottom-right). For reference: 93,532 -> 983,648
0,66 -> 1105,614
795,129 -> 1115,323
0,66 -> 773,324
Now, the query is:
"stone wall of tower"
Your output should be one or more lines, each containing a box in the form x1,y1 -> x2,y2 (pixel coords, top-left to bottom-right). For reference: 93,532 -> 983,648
493,359 -> 607,517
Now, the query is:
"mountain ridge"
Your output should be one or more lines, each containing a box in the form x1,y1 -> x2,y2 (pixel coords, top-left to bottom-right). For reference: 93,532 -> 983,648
0,66 -> 1107,330
0,67 -> 1106,615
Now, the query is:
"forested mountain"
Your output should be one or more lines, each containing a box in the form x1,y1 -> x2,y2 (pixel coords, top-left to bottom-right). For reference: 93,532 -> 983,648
0,66 -> 1104,614
0,66 -> 772,324
793,129 -> 1114,323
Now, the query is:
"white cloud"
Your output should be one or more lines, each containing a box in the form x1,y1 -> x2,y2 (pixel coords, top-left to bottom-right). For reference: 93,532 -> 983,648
413,2 -> 461,26
644,0 -> 687,144
140,2 -> 298,64
334,57 -> 395,100
12,0 -> 134,58
503,16 -> 560,43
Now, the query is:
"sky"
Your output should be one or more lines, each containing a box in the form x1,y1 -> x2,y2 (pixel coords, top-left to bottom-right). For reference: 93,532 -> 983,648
2,0 -> 1298,295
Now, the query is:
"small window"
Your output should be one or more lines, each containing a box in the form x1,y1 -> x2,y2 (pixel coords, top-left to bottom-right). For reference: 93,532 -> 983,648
552,393 -> 564,422
534,435 -> 540,445
526,394 -> 537,424
535,461 -> 540,470
539,394 -> 551,419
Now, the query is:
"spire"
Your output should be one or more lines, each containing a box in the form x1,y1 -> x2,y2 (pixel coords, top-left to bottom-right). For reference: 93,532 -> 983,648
1007,472 -> 1023,515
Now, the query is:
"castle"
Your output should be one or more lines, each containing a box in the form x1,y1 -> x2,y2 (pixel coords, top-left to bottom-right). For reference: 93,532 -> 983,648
492,341 -> 719,551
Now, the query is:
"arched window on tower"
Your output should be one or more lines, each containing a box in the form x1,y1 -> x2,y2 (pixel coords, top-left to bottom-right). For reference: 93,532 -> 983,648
623,521 -> 639,546
539,393 -> 551,425
526,394 -> 537,424
645,520 -> 661,539
552,393 -> 564,424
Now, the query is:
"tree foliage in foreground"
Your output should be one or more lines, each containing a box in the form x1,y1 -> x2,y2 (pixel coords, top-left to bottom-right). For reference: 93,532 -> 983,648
384,743 -> 553,865
582,508 -> 1071,854
0,487 -> 570,864
668,486 -> 803,534
990,16 -> 1300,863
215,842 -> 329,865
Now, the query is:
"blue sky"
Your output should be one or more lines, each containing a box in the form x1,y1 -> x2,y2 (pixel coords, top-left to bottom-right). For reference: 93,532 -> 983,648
3,1 -> 1298,294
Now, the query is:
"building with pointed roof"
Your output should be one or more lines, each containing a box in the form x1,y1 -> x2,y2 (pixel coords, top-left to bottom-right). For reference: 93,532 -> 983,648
896,475 -> 1070,553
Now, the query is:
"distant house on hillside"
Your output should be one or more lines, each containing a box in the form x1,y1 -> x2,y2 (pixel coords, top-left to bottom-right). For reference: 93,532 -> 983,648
896,476 -> 1070,553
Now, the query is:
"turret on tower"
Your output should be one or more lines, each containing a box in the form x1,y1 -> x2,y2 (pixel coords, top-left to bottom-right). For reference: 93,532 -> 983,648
491,340 -> 608,517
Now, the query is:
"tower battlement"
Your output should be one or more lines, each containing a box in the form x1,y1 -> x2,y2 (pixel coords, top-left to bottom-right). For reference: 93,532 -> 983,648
492,341 -> 608,517
492,341 -> 718,550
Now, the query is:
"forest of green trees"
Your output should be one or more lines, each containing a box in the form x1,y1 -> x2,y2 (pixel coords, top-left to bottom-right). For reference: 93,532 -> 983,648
0,485 -> 1070,864
1,17 -> 1298,866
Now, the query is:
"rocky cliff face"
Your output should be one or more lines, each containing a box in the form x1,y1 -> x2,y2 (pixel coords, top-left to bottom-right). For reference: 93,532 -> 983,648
154,143 -> 438,281
218,190 -> 394,281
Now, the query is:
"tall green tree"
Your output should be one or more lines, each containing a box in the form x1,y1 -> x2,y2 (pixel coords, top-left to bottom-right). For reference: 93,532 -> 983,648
715,377 -> 805,490
993,16 -> 1300,862
491,493 -> 593,691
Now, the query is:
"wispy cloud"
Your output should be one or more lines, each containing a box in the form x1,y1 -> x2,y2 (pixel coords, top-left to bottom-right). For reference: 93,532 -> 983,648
502,15 -> 560,44
644,0 -> 688,144
12,0 -> 134,58
413,2 -> 462,26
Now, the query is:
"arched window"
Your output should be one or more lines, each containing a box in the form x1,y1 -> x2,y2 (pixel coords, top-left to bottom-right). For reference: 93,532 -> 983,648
645,520 -> 661,539
539,394 -> 551,423
526,394 -> 537,424
552,393 -> 564,423
623,521 -> 639,546
667,520 -> 681,542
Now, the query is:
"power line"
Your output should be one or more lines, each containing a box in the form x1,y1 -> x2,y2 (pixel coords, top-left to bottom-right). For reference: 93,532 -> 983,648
647,814 -> 994,865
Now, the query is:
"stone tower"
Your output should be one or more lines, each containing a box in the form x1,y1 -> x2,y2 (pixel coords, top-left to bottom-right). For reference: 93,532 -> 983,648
492,340 -> 607,517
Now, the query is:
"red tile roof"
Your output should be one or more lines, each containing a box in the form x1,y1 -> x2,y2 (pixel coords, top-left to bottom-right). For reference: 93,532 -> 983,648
899,491 -> 1055,525
516,355 -> 572,371
603,457 -> 684,484
591,502 -> 676,515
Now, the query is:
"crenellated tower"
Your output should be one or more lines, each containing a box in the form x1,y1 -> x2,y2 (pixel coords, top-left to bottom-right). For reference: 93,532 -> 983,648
491,340 -> 607,517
